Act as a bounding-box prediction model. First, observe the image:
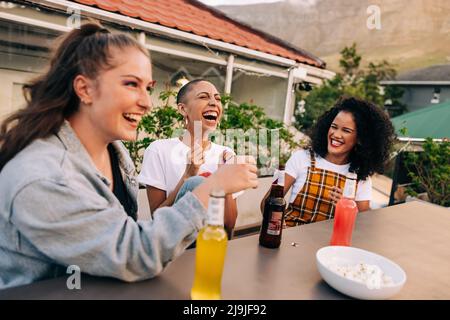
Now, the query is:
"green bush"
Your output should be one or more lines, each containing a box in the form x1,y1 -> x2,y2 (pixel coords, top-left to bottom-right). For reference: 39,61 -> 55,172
219,96 -> 305,171
295,43 -> 405,131
403,138 -> 450,207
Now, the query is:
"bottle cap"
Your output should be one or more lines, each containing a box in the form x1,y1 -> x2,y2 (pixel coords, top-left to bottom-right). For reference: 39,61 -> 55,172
269,197 -> 286,206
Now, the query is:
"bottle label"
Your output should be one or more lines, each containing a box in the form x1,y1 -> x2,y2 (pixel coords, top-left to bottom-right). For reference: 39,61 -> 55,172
267,211 -> 282,235
343,178 -> 357,199
207,196 -> 225,226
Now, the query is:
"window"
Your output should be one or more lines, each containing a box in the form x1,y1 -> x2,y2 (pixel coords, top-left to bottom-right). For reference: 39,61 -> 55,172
431,87 -> 441,104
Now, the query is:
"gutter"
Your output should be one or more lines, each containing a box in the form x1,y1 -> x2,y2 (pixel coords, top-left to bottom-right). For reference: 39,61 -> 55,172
381,81 -> 450,86
397,137 -> 445,143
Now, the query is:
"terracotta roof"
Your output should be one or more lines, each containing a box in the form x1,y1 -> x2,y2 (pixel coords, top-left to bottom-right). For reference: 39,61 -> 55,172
72,0 -> 325,68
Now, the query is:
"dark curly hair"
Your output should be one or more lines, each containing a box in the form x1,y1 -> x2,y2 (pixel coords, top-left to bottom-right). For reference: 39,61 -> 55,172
310,96 -> 395,180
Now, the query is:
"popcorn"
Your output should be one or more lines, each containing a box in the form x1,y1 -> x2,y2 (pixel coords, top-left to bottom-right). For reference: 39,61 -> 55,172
327,262 -> 395,289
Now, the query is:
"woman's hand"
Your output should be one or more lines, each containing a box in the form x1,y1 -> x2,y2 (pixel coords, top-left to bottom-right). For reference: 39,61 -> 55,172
329,186 -> 343,203
192,156 -> 258,209
208,155 -> 258,194
184,143 -> 204,178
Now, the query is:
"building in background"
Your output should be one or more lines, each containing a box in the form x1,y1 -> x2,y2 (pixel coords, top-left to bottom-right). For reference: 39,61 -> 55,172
0,0 -> 335,124
381,64 -> 450,114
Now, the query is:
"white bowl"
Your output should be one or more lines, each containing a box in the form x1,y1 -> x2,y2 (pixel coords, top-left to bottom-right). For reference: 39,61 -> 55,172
316,246 -> 407,300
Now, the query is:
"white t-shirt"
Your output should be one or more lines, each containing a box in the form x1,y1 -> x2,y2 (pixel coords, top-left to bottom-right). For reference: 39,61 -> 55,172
285,149 -> 372,203
138,138 -> 241,198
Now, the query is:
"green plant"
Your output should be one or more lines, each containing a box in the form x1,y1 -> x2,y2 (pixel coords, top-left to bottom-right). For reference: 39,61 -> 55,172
403,138 -> 450,207
295,43 -> 405,131
219,96 -> 305,170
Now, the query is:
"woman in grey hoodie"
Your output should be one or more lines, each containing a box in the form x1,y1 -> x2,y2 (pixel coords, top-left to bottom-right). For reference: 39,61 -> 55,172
0,23 -> 258,289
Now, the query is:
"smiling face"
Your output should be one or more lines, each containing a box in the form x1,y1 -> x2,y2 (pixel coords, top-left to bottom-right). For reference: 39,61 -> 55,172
327,111 -> 358,161
178,81 -> 222,134
85,47 -> 153,142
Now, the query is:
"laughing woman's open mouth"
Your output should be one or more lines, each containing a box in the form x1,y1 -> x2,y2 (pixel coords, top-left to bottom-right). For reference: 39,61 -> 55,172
202,110 -> 218,125
123,113 -> 142,126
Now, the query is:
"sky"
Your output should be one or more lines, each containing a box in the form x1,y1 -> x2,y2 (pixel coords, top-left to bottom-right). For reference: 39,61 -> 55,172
198,0 -> 282,6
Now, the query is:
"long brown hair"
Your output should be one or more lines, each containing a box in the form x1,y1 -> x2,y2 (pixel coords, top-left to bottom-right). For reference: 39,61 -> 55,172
0,23 -> 148,171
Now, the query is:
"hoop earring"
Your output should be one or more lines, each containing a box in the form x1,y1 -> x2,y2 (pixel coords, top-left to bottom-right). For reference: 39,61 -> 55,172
184,117 -> 188,128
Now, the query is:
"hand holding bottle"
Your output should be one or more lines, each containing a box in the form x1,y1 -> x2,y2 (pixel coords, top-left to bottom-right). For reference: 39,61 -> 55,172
210,156 -> 258,194
193,156 -> 258,210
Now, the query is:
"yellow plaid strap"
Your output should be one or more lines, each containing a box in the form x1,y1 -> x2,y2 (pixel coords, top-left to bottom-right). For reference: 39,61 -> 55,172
285,150 -> 347,226
309,148 -> 316,168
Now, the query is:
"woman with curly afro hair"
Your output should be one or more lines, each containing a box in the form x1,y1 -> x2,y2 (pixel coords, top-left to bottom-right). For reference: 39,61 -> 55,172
278,96 -> 395,226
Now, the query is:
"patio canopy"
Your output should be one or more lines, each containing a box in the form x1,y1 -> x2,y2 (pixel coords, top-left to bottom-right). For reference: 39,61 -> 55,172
391,100 -> 450,139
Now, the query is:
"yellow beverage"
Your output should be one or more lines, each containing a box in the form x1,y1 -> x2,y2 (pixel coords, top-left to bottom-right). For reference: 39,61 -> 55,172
191,189 -> 228,300
191,225 -> 227,300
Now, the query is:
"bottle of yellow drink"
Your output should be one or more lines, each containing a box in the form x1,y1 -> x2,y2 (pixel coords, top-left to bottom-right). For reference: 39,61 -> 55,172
191,189 -> 228,300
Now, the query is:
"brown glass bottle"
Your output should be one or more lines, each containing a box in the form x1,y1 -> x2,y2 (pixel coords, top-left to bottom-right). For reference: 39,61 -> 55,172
259,168 -> 286,248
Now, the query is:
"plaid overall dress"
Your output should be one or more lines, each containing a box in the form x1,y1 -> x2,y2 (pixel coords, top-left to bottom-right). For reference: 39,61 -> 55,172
285,149 -> 348,227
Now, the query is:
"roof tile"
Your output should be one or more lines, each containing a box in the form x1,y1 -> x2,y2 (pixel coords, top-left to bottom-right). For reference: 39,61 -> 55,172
73,0 -> 323,67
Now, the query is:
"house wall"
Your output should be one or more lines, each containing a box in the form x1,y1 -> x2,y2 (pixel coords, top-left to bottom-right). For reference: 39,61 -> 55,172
231,56 -> 290,122
0,68 -> 36,121
0,4 -> 61,119
231,72 -> 288,121
0,44 -> 49,120
401,85 -> 450,112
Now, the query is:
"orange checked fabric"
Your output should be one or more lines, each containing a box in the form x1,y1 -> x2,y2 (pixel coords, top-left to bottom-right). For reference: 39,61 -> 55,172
285,149 -> 347,227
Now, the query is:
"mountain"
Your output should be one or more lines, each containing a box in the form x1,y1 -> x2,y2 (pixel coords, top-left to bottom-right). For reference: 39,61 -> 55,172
215,0 -> 450,73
